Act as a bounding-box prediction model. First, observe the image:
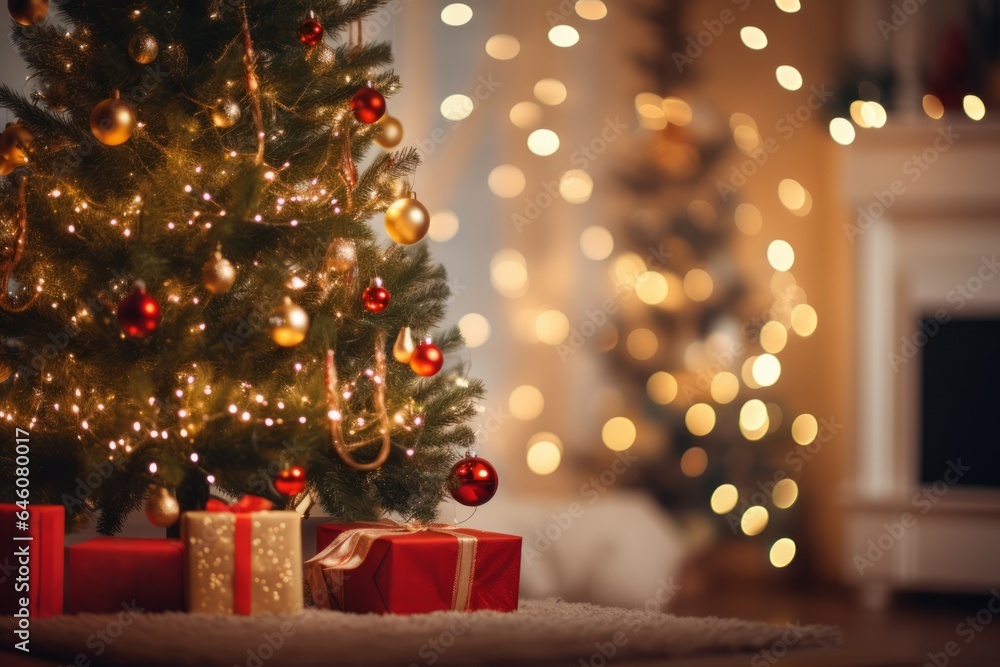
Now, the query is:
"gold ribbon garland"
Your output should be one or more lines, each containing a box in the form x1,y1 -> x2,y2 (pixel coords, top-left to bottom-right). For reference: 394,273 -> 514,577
305,519 -> 478,611
325,330 -> 391,471
1,177 -> 39,313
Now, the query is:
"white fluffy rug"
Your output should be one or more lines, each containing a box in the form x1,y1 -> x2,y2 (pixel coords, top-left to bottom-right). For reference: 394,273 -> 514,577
3,599 -> 841,666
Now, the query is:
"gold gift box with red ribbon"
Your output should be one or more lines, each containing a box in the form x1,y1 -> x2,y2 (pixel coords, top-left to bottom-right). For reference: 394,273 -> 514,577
307,520 -> 521,615
181,495 -> 303,614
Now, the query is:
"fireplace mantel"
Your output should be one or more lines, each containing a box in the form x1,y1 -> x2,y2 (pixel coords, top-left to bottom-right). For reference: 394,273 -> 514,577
842,117 -> 1000,606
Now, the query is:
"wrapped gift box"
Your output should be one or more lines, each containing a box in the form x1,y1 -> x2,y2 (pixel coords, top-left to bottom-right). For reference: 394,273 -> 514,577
308,521 -> 521,615
0,504 -> 64,618
181,499 -> 302,614
65,538 -> 184,613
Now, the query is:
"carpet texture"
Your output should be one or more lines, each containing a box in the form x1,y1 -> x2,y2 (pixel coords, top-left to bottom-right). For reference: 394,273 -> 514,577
2,599 -> 842,666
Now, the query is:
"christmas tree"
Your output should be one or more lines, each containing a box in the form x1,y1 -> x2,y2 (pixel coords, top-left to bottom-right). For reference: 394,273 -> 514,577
0,0 -> 488,535
613,0 -> 799,539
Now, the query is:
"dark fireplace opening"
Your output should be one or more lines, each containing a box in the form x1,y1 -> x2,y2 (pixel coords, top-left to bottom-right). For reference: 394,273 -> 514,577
919,317 -> 1000,488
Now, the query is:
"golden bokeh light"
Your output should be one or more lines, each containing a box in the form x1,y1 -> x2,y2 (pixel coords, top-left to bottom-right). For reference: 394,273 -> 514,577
535,78 -> 568,106
602,416 -> 636,451
575,0 -> 608,20
775,0 -> 801,12
487,164 -> 526,198
759,320 -> 788,354
922,94 -> 944,120
767,240 -> 795,272
560,169 -> 594,204
490,249 -> 529,298
527,129 -> 560,156
485,34 -> 520,60
741,506 -> 769,536
829,117 -> 856,145
440,3 -> 473,26
526,439 -> 561,475
740,399 -> 768,431
860,101 -> 887,128
735,202 -> 763,235
683,268 -> 714,302
429,210 -> 459,242
647,371 -> 678,405
612,252 -> 647,286
850,100 -> 871,128
685,403 -> 717,436
458,313 -> 490,348
770,538 -> 796,567
772,479 -> 798,509
440,94 -> 474,121
548,24 -> 580,47
964,94 -> 986,121
775,65 -> 803,91
733,124 -> 762,153
680,447 -> 709,478
767,402 -> 784,432
535,309 -> 571,345
741,355 -> 761,389
509,384 -> 545,421
580,225 -> 614,260
740,26 -> 768,50
752,353 -> 781,387
791,413 -> 818,445
790,303 -> 818,337
662,97 -> 693,126
636,271 -> 669,305
510,101 -> 543,129
627,328 -> 658,360
777,178 -> 807,212
711,484 -> 739,514
710,371 -> 740,404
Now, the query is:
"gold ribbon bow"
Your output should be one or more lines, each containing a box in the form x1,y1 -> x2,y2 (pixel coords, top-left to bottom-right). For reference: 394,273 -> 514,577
305,519 -> 478,612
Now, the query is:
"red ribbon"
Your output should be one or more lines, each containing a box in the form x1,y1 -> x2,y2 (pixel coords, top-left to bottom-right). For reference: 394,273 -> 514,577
204,495 -> 272,614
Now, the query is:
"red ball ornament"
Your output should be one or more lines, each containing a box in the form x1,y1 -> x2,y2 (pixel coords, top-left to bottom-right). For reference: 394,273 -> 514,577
275,465 -> 307,496
297,18 -> 324,47
350,85 -> 386,124
410,341 -> 443,377
448,456 -> 498,507
117,283 -> 161,339
361,281 -> 390,314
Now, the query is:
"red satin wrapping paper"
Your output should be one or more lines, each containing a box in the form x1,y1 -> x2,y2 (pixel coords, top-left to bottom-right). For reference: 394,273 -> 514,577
315,523 -> 521,615
0,504 -> 64,618
65,537 -> 184,613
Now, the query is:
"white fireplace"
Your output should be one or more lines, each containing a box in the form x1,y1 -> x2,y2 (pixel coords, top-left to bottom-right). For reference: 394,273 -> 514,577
843,119 -> 1000,607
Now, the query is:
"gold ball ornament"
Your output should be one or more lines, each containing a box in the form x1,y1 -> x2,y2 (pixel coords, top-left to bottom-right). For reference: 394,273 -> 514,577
90,91 -> 137,146
210,98 -> 241,129
201,250 -> 237,294
269,296 -> 310,347
384,193 -> 430,245
374,115 -> 403,149
144,485 -> 180,528
0,159 -> 16,176
0,124 -> 33,167
128,28 -> 159,64
8,0 -> 48,26
0,360 -> 12,383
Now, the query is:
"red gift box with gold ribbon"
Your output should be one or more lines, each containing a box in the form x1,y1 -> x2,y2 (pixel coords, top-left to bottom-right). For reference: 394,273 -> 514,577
181,495 -> 303,614
307,520 -> 521,615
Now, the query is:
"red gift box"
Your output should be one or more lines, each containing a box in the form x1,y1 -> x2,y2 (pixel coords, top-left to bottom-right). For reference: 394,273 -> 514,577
0,504 -> 64,618
66,538 -> 184,613
307,521 -> 521,615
